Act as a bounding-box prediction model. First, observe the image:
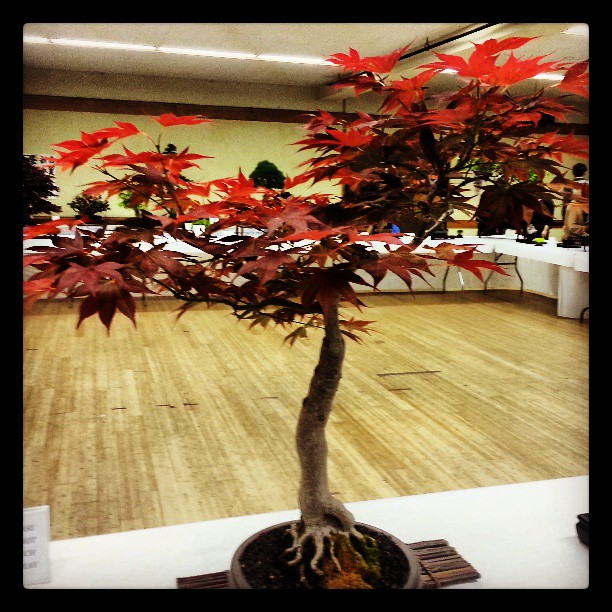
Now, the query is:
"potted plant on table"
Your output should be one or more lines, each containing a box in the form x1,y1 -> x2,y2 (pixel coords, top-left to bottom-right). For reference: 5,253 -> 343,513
67,193 -> 111,221
249,160 -> 287,189
23,36 -> 588,589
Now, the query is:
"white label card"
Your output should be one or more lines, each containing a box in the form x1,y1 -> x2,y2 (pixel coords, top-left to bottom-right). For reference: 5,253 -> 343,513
23,506 -> 51,586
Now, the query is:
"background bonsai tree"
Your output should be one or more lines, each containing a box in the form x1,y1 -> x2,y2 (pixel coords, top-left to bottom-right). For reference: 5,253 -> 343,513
67,193 -> 111,220
249,160 -> 286,189
23,37 -> 588,588
22,154 -> 61,224
117,190 -> 147,217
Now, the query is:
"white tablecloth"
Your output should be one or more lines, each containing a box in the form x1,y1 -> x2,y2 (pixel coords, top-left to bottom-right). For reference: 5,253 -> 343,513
27,476 -> 588,590
23,233 -> 589,318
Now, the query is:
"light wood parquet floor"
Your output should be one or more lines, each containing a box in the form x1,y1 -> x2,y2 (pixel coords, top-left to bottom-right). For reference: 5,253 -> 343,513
23,290 -> 589,540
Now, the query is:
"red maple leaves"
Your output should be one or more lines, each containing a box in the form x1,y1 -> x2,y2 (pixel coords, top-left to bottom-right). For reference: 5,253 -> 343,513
48,115 -> 212,174
327,45 -> 410,74
419,36 -> 580,89
557,61 -> 589,98
24,35 -> 588,339
152,114 -> 213,126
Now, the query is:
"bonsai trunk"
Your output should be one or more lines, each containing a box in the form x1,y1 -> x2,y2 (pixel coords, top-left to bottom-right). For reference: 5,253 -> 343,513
284,300 -> 363,582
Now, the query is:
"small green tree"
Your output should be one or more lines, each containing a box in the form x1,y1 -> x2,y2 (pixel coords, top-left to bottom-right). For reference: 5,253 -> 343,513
249,160 -> 286,189
22,155 -> 61,224
67,194 -> 110,219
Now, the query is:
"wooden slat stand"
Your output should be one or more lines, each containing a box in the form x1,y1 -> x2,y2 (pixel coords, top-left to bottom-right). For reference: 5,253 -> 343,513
176,538 -> 480,589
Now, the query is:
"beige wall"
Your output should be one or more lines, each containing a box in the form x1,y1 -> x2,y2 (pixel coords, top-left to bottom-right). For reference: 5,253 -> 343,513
23,108 -> 344,216
23,67 -> 372,115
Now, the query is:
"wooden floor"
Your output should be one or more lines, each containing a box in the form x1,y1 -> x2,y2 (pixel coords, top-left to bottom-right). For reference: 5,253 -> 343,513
23,290 -> 589,541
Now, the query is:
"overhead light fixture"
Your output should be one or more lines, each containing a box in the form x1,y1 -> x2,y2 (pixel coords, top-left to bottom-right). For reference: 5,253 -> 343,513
158,47 -> 257,60
439,68 -> 565,81
23,37 -> 335,66
23,36 -> 50,44
48,38 -> 157,51
562,24 -> 588,36
534,73 -> 565,81
255,54 -> 334,65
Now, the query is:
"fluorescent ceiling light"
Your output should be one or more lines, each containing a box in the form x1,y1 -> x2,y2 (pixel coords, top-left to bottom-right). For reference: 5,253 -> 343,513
534,73 -> 565,81
48,38 -> 157,51
158,47 -> 257,59
562,24 -> 588,36
255,54 -> 334,65
23,37 -> 335,65
440,67 -> 564,81
23,36 -> 50,44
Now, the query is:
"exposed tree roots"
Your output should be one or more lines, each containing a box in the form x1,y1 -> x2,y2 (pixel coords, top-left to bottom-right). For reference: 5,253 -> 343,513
283,511 -> 382,588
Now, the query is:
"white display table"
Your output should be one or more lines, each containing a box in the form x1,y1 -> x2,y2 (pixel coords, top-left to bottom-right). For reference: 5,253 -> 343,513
27,476 -> 588,590
23,233 -> 589,318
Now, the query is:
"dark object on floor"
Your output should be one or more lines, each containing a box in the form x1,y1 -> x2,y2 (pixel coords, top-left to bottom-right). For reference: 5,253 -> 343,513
576,513 -> 589,546
177,538 -> 480,589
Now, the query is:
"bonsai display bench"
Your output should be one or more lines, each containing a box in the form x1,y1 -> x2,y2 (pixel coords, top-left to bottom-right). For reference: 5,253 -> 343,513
25,477 -> 588,589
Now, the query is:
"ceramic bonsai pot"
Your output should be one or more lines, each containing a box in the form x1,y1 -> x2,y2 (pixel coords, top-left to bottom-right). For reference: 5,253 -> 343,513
228,521 -> 422,589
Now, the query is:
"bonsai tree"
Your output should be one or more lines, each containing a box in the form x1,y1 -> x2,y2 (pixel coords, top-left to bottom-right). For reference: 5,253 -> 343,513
22,154 -> 61,224
67,193 -> 111,220
117,190 -> 147,217
249,160 -> 286,189
23,37 -> 588,588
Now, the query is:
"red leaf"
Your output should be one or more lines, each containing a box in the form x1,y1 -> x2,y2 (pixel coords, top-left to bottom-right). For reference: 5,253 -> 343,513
444,247 -> 510,282
485,53 -> 561,87
328,129 -> 374,148
77,295 -> 100,328
302,110 -> 338,133
419,37 -> 552,86
237,251 -> 296,286
557,60 -> 589,98
264,201 -> 322,235
331,74 -> 386,96
351,233 -> 406,247
91,121 -> 140,141
301,268 -> 365,320
128,248 -> 188,278
23,218 -> 83,239
101,149 -> 167,167
380,72 -> 435,113
327,44 -> 410,73
77,282 -> 137,331
23,278 -> 56,312
276,227 -> 351,243
538,132 -> 589,161
473,36 -> 539,56
284,172 -> 315,190
151,113 -> 213,126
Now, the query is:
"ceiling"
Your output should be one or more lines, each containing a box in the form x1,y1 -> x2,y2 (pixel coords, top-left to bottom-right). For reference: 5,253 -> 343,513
23,22 -> 589,101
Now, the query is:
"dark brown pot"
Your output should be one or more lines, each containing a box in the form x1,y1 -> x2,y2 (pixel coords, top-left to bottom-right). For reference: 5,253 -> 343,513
228,521 -> 422,589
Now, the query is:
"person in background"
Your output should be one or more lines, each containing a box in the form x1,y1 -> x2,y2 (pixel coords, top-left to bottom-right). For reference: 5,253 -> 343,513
528,196 -> 556,239
547,163 -> 589,241
561,163 -> 589,240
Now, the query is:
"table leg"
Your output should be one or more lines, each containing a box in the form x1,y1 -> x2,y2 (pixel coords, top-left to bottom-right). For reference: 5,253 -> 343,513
557,267 -> 589,318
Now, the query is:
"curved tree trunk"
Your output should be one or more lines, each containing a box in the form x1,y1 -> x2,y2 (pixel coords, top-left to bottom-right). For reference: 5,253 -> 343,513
285,300 -> 362,582
295,301 -> 354,530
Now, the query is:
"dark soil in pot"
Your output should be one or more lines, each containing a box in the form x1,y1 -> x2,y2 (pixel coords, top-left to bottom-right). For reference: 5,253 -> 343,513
230,521 -> 419,589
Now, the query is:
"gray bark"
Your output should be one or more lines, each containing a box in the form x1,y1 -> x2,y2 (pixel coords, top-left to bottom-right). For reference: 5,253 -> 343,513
295,301 -> 355,532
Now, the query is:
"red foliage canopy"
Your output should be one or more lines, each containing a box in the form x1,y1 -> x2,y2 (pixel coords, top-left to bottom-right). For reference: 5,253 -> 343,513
24,37 -> 588,338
